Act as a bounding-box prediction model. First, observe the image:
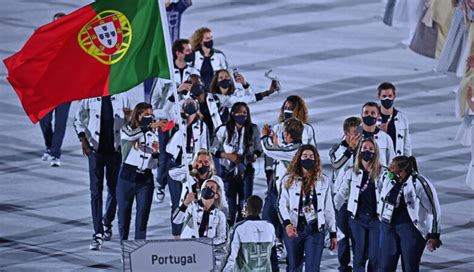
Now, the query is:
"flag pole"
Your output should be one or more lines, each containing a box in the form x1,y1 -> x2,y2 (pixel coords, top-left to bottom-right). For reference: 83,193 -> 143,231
157,0 -> 199,234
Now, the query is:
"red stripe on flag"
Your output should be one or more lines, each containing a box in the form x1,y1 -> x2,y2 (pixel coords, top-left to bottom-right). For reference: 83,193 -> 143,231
3,5 -> 110,123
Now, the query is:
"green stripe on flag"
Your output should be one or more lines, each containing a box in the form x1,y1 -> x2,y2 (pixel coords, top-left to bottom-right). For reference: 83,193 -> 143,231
91,0 -> 171,94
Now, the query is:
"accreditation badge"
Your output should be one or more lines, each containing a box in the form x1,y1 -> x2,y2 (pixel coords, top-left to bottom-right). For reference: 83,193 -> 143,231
303,204 -> 317,224
382,202 -> 395,223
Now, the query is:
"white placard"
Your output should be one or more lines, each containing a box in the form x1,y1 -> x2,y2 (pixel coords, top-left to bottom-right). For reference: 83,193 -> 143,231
122,239 -> 215,272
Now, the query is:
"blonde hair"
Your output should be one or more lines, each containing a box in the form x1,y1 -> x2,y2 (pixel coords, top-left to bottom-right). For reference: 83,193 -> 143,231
285,145 -> 322,194
354,138 -> 382,181
190,27 -> 212,51
191,149 -> 216,176
201,179 -> 224,209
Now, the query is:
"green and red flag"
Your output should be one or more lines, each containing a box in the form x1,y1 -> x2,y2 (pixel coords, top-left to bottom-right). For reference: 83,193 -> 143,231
3,0 -> 171,123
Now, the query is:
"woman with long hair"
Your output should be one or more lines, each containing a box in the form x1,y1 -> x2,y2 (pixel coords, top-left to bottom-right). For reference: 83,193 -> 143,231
117,102 -> 165,241
189,27 -> 227,88
277,145 -> 337,271
210,69 -> 278,123
378,156 -> 442,272
170,149 -> 229,218
172,179 -> 227,246
334,138 -> 384,272
265,95 -> 317,189
211,102 -> 262,226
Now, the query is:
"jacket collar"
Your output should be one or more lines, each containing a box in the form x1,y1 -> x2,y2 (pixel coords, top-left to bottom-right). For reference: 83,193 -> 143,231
245,215 -> 261,221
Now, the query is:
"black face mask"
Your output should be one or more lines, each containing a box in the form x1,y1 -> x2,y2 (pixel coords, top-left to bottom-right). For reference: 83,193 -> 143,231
361,151 -> 375,162
140,115 -> 153,127
201,187 -> 215,200
184,52 -> 195,63
184,103 -> 197,115
381,98 -> 394,109
203,40 -> 213,49
190,84 -> 203,98
217,79 -> 231,89
300,159 -> 315,170
197,165 -> 210,175
234,115 -> 247,125
284,110 -> 293,120
362,116 -> 377,126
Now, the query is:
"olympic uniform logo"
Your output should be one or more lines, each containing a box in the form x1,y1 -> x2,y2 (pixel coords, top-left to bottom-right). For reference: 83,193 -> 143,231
78,10 -> 132,65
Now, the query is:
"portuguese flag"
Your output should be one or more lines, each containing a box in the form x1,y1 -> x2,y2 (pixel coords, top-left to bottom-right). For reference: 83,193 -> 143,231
3,0 -> 171,123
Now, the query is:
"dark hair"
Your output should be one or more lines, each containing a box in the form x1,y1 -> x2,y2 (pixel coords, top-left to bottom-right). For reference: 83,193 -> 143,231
278,95 -> 308,123
392,156 -> 418,176
343,116 -> 361,132
377,82 -> 396,96
210,69 -> 236,95
286,144 -> 322,194
284,117 -> 304,142
362,101 -> 380,114
129,102 -> 152,129
172,38 -> 190,60
246,195 -> 263,215
53,12 -> 66,20
226,102 -> 254,150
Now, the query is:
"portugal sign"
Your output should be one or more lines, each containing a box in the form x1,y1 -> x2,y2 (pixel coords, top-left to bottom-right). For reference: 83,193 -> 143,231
78,10 -> 132,65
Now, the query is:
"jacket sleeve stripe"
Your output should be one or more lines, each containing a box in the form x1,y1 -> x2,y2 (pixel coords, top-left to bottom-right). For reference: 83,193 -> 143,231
416,175 -> 440,234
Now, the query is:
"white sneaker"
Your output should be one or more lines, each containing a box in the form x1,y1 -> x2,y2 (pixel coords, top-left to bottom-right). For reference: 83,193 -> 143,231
89,233 -> 104,250
50,157 -> 61,167
276,242 -> 286,260
154,187 -> 165,203
41,151 -> 51,161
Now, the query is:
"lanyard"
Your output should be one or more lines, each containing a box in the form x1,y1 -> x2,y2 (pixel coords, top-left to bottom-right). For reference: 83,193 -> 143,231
301,183 -> 314,204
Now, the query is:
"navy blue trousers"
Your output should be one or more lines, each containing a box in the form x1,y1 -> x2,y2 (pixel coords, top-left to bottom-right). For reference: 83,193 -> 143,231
336,203 -> 353,272
223,167 -> 254,226
88,152 -> 121,235
169,177 -> 183,236
116,164 -> 154,240
262,184 -> 283,240
39,102 -> 71,158
155,130 -> 171,189
283,223 -> 325,272
349,214 -> 380,272
379,222 -> 426,272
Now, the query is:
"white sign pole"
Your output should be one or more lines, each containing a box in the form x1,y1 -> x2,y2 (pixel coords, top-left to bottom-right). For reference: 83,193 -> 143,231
157,0 -> 199,231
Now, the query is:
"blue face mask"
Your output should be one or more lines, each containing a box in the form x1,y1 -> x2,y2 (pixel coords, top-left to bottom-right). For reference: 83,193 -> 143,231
361,151 -> 375,162
140,115 -> 153,127
234,115 -> 247,125
184,52 -> 194,63
218,79 -> 231,89
300,159 -> 315,170
203,40 -> 213,49
284,110 -> 293,120
197,165 -> 209,175
190,84 -> 203,98
381,98 -> 394,109
184,103 -> 197,115
201,187 -> 215,200
362,116 -> 377,126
